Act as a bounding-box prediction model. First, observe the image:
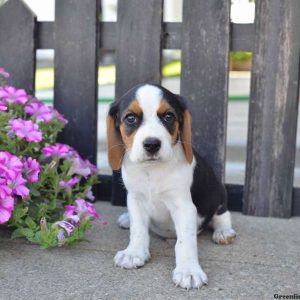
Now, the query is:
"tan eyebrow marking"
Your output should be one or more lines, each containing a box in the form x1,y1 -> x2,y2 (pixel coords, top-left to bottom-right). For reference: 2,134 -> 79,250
128,99 -> 142,116
157,99 -> 172,114
157,99 -> 179,145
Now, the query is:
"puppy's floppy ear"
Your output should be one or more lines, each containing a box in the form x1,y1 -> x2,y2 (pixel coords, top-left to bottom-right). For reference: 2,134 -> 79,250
180,110 -> 193,164
175,95 -> 193,164
106,103 -> 125,170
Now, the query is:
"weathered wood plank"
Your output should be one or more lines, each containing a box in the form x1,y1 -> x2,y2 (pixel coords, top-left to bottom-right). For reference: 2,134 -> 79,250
111,0 -> 163,206
162,23 -> 182,50
230,23 -> 254,52
54,0 -> 99,163
292,188 -> 300,217
36,21 -> 255,51
0,0 -> 36,93
115,0 -> 163,97
37,22 -> 54,49
100,22 -> 116,50
181,0 -> 231,182
244,0 -> 300,217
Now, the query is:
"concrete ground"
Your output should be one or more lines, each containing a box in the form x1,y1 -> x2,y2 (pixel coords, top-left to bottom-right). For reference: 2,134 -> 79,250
1,201 -> 300,300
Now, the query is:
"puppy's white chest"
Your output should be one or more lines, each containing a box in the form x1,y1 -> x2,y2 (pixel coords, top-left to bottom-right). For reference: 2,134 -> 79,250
123,165 -> 170,210
122,156 -> 195,237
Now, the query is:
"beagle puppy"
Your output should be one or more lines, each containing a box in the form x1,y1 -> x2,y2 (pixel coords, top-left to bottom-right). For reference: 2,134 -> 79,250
107,84 -> 236,289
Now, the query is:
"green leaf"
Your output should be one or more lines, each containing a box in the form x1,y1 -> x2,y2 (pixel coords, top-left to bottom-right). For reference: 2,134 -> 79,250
60,159 -> 72,173
48,197 -> 57,210
29,186 -> 40,197
12,205 -> 28,223
38,226 -> 59,249
25,216 -> 37,230
33,231 -> 42,243
11,228 -> 34,239
37,203 -> 49,219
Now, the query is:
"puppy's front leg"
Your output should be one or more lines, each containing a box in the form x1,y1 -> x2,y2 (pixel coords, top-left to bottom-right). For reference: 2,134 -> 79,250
114,192 -> 150,269
166,194 -> 208,289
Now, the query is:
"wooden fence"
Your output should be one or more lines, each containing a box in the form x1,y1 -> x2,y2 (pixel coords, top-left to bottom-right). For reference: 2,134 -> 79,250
0,0 -> 300,218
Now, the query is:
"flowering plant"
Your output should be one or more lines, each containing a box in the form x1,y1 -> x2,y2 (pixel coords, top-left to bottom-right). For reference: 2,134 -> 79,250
0,68 -> 105,248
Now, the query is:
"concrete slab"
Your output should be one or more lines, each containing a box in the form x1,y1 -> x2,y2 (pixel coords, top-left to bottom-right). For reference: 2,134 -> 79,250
1,202 -> 300,300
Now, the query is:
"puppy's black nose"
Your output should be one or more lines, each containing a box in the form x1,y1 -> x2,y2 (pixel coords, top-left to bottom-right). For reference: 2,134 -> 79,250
143,138 -> 161,154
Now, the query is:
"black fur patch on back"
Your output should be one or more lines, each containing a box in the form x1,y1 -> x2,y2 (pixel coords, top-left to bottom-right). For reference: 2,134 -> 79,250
191,150 -> 228,228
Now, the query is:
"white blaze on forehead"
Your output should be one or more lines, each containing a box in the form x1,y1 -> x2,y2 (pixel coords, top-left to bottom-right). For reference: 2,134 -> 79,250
128,84 -> 174,163
135,85 -> 162,120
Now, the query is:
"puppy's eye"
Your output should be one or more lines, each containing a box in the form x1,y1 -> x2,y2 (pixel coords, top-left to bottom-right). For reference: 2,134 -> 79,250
163,112 -> 175,123
124,113 -> 138,125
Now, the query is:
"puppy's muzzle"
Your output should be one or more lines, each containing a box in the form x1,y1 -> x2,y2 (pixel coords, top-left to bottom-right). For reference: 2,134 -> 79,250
143,137 -> 161,155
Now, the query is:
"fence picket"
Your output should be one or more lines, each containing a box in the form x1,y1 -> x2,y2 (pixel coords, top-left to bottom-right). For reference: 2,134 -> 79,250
244,0 -> 300,217
0,0 -> 36,93
181,0 -> 231,182
115,0 -> 163,98
54,0 -> 99,163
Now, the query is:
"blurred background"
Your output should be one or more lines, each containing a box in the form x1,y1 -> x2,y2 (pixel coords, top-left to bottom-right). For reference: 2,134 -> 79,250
2,0 -> 299,186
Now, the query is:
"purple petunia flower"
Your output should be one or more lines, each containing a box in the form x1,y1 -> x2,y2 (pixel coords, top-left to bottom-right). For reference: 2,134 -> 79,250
55,220 -> 74,236
76,199 -> 98,218
86,187 -> 95,202
0,101 -> 7,111
0,86 -> 28,105
0,196 -> 14,224
24,100 -> 53,123
0,151 -> 29,205
64,199 -> 106,224
64,204 -> 76,218
65,213 -> 80,225
0,68 -> 10,78
59,176 -> 79,188
0,151 -> 23,179
23,157 -> 40,183
7,172 -> 29,199
42,144 -> 71,158
57,229 -> 66,246
68,156 -> 98,178
48,107 -> 68,126
0,178 -> 12,199
9,119 -> 42,143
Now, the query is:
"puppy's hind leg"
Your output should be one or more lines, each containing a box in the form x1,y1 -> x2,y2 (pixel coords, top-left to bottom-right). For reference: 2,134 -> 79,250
117,211 -> 130,229
212,210 -> 236,245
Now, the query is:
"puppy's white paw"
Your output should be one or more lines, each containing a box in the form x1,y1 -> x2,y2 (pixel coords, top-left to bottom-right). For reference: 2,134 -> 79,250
117,212 -> 130,229
172,265 -> 208,290
212,227 -> 236,245
114,249 -> 150,269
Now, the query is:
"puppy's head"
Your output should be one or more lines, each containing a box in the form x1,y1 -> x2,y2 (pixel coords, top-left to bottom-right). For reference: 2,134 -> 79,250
107,84 -> 193,170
